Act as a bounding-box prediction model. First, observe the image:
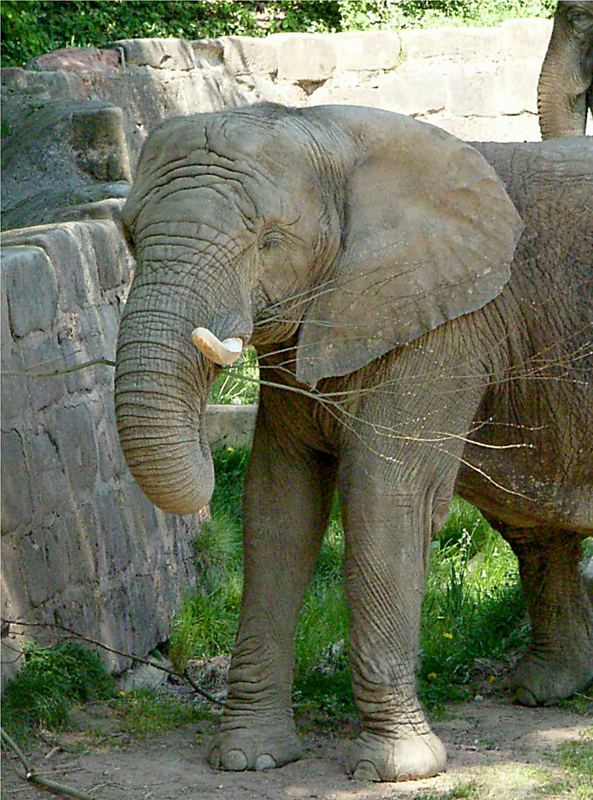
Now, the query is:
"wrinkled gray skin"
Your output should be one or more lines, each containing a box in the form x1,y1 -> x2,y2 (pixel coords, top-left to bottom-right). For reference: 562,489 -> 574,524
538,0 -> 593,138
115,104 -> 593,782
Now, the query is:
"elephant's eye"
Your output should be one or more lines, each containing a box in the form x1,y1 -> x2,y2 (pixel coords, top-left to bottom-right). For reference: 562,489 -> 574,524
259,231 -> 283,252
567,8 -> 591,30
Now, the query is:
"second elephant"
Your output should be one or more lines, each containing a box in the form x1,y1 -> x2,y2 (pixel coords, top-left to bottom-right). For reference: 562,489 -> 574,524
538,0 -> 593,137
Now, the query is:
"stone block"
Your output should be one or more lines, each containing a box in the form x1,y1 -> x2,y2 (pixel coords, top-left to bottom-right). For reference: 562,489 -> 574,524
1,67 -> 29,91
400,26 -> 502,64
312,69 -> 448,117
380,69 -> 447,116
496,58 -> 541,115
20,529 -> 52,607
27,336 -> 68,412
92,220 -> 133,291
43,521 -> 71,596
331,31 -> 401,72
27,47 -> 122,72
446,64 -> 499,117
272,33 -> 336,83
192,39 -> 224,68
112,38 -> 195,71
434,113 -> 540,143
24,429 -> 72,515
500,18 -> 552,62
49,403 -> 99,494
236,73 -> 308,106
1,430 -> 34,532
2,246 -> 58,337
206,404 -> 257,449
70,105 -> 132,183
221,36 -> 277,76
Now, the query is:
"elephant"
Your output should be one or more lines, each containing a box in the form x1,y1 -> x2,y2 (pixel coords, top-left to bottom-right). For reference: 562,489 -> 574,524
538,0 -> 593,138
114,103 -> 593,782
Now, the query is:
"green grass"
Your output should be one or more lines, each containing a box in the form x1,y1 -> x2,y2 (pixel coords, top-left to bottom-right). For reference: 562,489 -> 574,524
420,501 -> 527,708
169,448 -> 529,722
208,347 -> 259,406
114,688 -> 214,736
1,642 -> 115,742
415,781 -> 481,800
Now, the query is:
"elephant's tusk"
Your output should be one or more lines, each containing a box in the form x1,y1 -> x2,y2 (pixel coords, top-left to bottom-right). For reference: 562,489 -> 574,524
191,327 -> 243,366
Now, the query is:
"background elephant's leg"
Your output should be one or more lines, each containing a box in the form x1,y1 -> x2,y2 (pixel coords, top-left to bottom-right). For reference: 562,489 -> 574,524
338,452 -> 452,782
210,400 -> 337,772
507,529 -> 593,705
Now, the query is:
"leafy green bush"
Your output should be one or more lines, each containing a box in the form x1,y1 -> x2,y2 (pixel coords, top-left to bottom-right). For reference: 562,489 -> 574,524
1,0 -> 556,68
0,1 -> 340,67
1,641 -> 115,741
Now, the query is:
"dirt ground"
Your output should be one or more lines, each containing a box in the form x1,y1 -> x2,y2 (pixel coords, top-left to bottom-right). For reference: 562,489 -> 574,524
2,696 -> 591,800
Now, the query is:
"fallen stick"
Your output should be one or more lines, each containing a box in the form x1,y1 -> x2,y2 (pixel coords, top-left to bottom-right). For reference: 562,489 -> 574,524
1,727 -> 96,800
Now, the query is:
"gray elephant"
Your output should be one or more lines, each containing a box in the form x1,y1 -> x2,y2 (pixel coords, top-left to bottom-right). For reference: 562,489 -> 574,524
538,0 -> 593,137
115,103 -> 593,782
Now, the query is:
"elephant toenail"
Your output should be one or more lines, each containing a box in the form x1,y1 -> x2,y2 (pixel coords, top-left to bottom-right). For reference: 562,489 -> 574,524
255,754 -> 276,770
514,686 -> 538,707
207,746 -> 221,768
352,760 -> 382,782
221,749 -> 248,771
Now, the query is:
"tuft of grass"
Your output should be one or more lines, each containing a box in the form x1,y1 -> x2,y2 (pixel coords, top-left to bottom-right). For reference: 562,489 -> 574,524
415,780 -> 481,800
169,577 -> 243,669
168,448 -> 247,670
420,516 -> 526,709
114,688 -> 214,737
556,727 -> 593,778
1,642 -> 115,742
170,449 -> 527,721
558,690 -> 593,716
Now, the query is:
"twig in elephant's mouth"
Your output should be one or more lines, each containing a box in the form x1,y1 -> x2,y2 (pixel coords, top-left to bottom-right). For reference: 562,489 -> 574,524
213,367 -> 535,501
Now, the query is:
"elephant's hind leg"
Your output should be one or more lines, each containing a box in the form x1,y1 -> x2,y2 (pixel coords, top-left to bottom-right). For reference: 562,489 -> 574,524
508,529 -> 593,705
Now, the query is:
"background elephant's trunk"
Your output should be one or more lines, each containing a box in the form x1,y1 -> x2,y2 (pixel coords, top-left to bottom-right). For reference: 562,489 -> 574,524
115,278 -> 216,514
538,11 -> 591,138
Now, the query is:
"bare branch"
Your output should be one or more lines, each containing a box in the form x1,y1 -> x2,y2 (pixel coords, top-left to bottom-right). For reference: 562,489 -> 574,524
1,726 -> 97,800
3,358 -> 116,379
2,618 -> 225,708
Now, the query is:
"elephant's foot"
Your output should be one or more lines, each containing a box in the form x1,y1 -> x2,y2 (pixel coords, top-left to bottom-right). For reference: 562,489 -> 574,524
347,731 -> 447,782
513,648 -> 593,707
208,714 -> 301,772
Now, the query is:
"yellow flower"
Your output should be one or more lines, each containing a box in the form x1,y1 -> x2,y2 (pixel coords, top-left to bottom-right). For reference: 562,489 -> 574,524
443,632 -> 454,639
427,672 -> 438,681
119,690 -> 127,697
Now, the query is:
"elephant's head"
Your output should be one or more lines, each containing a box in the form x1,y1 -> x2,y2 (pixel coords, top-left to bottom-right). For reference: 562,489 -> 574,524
115,103 -> 522,514
538,1 -> 593,138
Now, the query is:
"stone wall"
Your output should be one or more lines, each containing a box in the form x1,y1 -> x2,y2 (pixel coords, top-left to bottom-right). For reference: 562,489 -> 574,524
2,19 -> 552,184
1,220 -> 199,678
1,19 -> 553,678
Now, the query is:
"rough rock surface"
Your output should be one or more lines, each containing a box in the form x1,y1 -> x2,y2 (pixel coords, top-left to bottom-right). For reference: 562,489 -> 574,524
1,220 -> 199,678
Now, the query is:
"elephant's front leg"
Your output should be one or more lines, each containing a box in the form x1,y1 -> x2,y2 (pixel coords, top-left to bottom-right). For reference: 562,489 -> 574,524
209,402 -> 336,772
340,454 -> 449,782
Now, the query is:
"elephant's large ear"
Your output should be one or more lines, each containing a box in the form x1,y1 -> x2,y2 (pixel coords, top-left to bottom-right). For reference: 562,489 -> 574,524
295,107 -> 523,387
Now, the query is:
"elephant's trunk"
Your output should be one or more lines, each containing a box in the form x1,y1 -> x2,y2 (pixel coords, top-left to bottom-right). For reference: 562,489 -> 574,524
538,15 -> 590,139
115,277 -> 217,515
